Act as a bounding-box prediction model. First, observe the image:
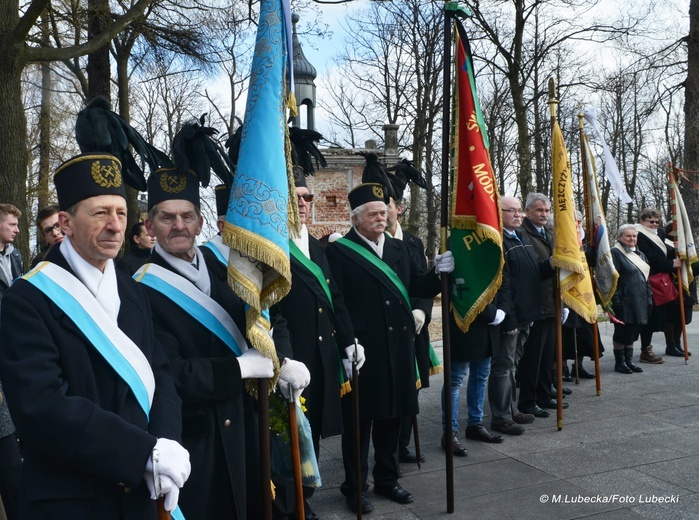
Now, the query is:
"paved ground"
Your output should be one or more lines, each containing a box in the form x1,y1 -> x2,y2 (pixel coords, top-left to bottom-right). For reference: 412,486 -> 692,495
310,318 -> 699,520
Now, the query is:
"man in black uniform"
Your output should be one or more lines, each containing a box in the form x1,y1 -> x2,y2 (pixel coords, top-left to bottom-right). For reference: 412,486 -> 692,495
272,170 -> 362,518
326,183 -> 453,513
0,153 -> 189,519
139,168 -> 305,520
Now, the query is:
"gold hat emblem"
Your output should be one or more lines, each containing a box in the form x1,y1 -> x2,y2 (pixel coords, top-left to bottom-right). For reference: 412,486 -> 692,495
91,160 -> 122,188
372,185 -> 384,199
160,172 -> 187,193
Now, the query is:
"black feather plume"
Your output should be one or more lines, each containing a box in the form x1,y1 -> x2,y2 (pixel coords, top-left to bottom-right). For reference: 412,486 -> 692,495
360,152 -> 396,201
224,125 -> 243,168
288,127 -> 327,176
172,116 -> 234,188
75,96 -> 172,191
387,159 -> 427,190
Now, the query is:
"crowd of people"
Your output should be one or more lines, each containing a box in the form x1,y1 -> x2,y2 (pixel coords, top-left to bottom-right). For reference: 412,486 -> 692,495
0,154 -> 694,520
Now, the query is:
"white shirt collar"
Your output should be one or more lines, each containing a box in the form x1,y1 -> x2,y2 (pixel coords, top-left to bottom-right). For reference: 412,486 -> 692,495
155,242 -> 211,296
354,227 -> 385,258
60,235 -> 121,322
291,224 -> 310,259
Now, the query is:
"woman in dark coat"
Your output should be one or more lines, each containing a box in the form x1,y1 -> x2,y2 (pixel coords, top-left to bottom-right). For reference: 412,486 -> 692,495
634,208 -> 681,359
610,224 -> 653,374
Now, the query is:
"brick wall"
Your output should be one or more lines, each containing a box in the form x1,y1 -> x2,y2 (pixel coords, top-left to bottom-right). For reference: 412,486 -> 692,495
306,147 -> 399,239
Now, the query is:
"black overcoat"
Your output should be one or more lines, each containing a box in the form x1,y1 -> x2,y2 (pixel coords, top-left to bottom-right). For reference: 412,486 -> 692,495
326,228 -> 441,420
0,246 -> 181,520
273,235 -> 354,438
402,230 -> 435,388
141,251 -> 253,520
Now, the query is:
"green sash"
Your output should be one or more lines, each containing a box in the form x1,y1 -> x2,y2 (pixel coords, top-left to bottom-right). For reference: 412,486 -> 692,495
334,237 -> 422,388
334,237 -> 413,312
289,241 -> 333,311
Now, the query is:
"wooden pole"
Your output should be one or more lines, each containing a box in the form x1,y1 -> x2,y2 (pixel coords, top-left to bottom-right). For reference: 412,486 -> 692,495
258,379 -> 272,520
548,78 -> 564,431
412,415 -> 422,470
157,498 -> 170,520
578,113 -> 602,396
669,165 -> 690,364
440,6 -> 454,514
287,398 -> 305,520
352,358 -> 362,519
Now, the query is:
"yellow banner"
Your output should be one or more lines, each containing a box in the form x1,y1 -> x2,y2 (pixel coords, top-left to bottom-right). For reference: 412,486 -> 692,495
552,119 -> 597,323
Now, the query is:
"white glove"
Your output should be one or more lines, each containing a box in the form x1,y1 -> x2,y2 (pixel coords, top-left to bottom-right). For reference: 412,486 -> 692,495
144,472 -> 176,500
412,309 -> 426,335
145,438 -> 191,489
162,476 -> 180,511
344,342 -> 366,371
279,358 -> 311,391
342,359 -> 353,379
237,348 -> 274,379
561,308 -> 570,324
489,309 -> 506,326
434,251 -> 455,273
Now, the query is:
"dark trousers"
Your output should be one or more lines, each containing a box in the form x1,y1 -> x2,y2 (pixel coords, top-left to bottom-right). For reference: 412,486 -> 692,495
0,433 -> 21,520
340,396 -> 401,497
517,318 -> 555,410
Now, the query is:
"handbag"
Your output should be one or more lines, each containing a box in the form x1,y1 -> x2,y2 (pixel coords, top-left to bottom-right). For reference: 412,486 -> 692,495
648,272 -> 679,307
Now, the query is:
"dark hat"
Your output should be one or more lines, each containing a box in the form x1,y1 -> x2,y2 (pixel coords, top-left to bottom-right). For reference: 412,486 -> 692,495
214,184 -> 231,217
53,153 -> 126,210
360,153 -> 396,201
293,165 -> 307,189
348,183 -> 387,210
147,168 -> 200,210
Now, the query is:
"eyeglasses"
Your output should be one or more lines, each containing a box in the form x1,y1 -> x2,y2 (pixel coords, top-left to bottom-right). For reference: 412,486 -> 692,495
501,208 -> 523,214
42,222 -> 61,235
297,193 -> 314,203
645,219 -> 660,224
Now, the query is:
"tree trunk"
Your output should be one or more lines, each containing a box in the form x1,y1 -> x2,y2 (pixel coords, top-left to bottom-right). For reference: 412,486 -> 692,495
87,0 -> 111,100
38,11 -> 52,211
0,13 -> 30,261
684,0 -> 699,230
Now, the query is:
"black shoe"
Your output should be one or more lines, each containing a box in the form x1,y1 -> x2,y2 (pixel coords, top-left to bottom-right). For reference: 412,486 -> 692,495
675,342 -> 691,356
666,345 -> 685,357
441,431 -> 468,456
399,449 -> 425,464
549,386 -> 572,397
305,511 -> 320,520
464,424 -> 504,444
519,405 -> 550,418
538,398 -> 569,410
562,365 -> 573,382
374,484 -> 414,504
571,362 -> 595,379
346,494 -> 374,514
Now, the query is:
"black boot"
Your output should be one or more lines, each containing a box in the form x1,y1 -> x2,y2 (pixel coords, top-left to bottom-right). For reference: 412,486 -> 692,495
571,361 -> 595,379
614,350 -> 632,374
624,348 -> 643,373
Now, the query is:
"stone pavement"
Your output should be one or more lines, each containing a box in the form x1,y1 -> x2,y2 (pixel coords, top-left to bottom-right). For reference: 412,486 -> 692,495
310,318 -> 699,519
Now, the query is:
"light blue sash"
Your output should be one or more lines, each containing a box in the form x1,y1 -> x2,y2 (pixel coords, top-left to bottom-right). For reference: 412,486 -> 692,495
27,262 -> 186,520
25,262 -> 155,419
202,238 -> 228,266
134,263 -> 248,357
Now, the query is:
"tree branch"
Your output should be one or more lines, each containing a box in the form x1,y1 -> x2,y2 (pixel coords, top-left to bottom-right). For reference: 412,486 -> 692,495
24,0 -> 156,63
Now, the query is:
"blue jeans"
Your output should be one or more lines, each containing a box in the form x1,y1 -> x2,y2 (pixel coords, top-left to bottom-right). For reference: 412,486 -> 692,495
441,358 -> 492,432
